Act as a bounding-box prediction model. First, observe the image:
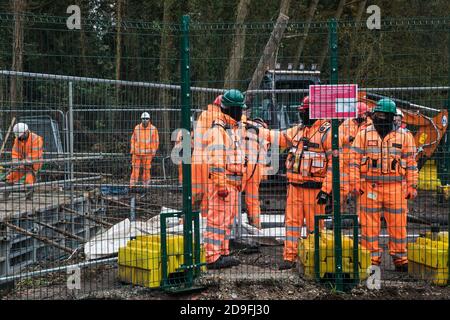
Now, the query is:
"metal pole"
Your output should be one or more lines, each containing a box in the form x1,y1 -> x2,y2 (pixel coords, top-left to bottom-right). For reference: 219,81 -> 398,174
236,191 -> 242,240
181,15 -> 194,287
130,196 -> 136,222
329,19 -> 343,292
0,155 -> 103,167
0,175 -> 102,192
0,257 -> 118,284
69,82 -> 75,208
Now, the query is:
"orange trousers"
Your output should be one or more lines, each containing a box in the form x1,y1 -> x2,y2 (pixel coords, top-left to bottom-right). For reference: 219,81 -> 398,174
130,155 -> 153,187
359,182 -> 408,266
192,163 -> 209,218
7,168 -> 37,185
244,168 -> 261,227
284,185 -> 325,262
203,184 -> 238,263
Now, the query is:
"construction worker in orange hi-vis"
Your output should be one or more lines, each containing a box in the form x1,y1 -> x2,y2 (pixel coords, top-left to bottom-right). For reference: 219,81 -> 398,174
241,114 -> 271,229
191,94 -> 225,218
278,96 -> 334,270
130,112 -> 159,187
336,101 -> 373,207
3,123 -> 43,200
202,89 -> 246,269
349,98 -> 418,272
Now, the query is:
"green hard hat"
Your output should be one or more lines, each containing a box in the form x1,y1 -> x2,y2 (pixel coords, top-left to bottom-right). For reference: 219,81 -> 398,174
373,98 -> 397,114
221,89 -> 245,109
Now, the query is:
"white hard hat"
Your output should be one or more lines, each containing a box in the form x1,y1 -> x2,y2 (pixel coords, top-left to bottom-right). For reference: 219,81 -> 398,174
13,123 -> 29,138
396,109 -> 404,117
141,112 -> 150,119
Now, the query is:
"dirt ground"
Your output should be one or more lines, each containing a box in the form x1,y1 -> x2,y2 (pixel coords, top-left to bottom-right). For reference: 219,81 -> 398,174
2,244 -> 450,300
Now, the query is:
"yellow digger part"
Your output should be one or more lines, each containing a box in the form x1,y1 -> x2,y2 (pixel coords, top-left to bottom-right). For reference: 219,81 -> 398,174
118,235 -> 206,289
298,230 -> 371,280
418,160 -> 442,191
407,233 -> 448,285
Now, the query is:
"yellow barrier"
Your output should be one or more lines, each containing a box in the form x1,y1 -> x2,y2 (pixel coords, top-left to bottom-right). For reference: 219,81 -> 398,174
418,160 -> 442,191
407,231 -> 449,285
118,235 -> 206,288
298,230 -> 371,280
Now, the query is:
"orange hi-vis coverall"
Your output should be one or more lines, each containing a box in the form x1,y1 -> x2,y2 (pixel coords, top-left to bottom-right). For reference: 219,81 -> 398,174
192,103 -> 225,217
349,125 -> 418,266
130,123 -> 159,187
242,118 -> 271,228
280,120 -> 333,262
7,132 -> 43,185
202,114 -> 246,264
338,118 -> 372,200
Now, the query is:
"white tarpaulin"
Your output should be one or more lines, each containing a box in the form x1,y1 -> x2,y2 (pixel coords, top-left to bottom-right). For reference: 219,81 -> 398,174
84,207 -> 280,260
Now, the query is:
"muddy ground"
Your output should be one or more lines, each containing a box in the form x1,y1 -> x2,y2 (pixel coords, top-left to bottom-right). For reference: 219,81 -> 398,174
2,244 -> 450,300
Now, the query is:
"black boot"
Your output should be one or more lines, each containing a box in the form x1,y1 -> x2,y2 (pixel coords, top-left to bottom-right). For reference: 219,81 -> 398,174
395,263 -> 408,272
207,256 -> 240,270
278,260 -> 297,270
221,255 -> 240,267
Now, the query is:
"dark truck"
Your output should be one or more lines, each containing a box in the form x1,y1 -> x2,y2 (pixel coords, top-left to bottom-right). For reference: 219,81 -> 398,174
246,69 -> 322,216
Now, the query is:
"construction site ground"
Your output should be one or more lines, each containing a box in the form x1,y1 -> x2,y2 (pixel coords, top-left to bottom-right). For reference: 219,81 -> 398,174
2,243 -> 450,300
1,188 -> 449,300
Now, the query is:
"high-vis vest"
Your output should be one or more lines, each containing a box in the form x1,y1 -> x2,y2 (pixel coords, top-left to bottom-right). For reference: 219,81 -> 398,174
131,123 -> 159,156
205,116 -> 246,189
192,104 -> 224,165
283,120 -> 332,186
350,125 -> 418,186
12,132 -> 44,171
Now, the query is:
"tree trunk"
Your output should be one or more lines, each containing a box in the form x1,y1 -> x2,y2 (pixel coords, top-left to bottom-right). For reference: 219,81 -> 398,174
159,0 -> 175,153
293,0 -> 320,68
317,0 -> 346,70
115,0 -> 124,96
78,0 -> 89,77
223,0 -> 252,88
279,0 -> 291,16
10,0 -> 27,111
344,0 -> 367,77
247,13 -> 290,93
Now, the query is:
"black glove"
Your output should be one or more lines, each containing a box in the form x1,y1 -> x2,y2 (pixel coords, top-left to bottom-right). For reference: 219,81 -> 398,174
317,190 -> 331,205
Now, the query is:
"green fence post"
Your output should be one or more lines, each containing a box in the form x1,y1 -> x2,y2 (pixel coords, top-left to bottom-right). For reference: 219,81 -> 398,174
447,28 -> 450,287
181,14 -> 194,287
329,18 -> 343,292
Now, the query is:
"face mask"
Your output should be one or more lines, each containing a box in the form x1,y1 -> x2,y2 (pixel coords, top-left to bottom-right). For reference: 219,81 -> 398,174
355,116 -> 366,124
299,111 -> 315,126
372,113 -> 394,137
223,107 -> 242,122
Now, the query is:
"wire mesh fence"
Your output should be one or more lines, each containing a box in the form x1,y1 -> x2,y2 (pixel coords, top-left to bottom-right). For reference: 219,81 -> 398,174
0,13 -> 449,299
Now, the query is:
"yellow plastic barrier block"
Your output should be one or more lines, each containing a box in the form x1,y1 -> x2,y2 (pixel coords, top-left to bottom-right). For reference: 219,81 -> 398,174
118,265 -> 134,283
407,234 -> 449,285
133,267 -> 162,288
298,231 -> 371,281
418,160 -> 441,191
118,246 -> 161,270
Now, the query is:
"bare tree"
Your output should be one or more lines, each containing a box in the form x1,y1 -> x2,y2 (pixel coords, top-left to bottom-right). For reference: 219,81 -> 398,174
223,0 -> 252,88
10,0 -> 27,110
247,13 -> 290,92
293,0 -> 319,68
317,0 -> 346,70
280,0 -> 291,15
344,0 -> 367,77
159,0 -> 175,153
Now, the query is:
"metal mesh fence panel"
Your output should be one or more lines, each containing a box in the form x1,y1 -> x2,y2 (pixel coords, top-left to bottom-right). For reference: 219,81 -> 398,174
0,12 -> 449,299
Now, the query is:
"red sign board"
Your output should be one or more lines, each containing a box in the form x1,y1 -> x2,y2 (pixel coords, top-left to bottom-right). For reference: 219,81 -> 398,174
309,84 -> 358,119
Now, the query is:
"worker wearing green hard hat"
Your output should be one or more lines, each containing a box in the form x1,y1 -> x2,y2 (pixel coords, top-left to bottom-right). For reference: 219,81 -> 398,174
220,89 -> 246,121
371,98 -> 397,138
